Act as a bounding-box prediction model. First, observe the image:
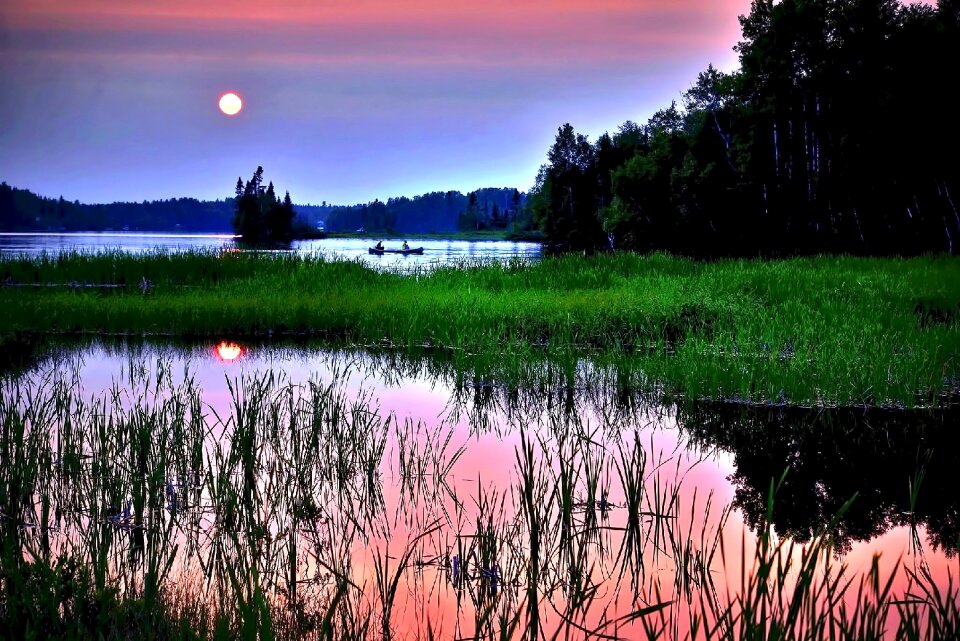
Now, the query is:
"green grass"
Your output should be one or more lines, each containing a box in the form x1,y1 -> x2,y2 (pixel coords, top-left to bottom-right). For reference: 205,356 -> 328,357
0,250 -> 957,406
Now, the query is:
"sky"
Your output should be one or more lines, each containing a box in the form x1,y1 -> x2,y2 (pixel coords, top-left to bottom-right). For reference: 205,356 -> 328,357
0,0 -> 750,205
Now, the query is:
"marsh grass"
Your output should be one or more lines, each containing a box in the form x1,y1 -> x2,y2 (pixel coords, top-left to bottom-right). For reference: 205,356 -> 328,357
1,354 -> 958,640
1,250 -> 958,407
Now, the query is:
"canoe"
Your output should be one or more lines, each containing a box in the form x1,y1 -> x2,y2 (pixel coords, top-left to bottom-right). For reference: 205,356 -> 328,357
368,246 -> 424,255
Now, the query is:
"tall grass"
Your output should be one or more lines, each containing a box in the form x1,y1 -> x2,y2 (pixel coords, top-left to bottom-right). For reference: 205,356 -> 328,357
2,355 -> 957,639
2,251 -> 958,406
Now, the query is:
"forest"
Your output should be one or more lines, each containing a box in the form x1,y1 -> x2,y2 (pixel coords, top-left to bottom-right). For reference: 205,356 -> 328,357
530,0 -> 960,256
322,188 -> 525,233
0,181 -> 527,236
0,183 -> 236,232
231,167 -> 297,244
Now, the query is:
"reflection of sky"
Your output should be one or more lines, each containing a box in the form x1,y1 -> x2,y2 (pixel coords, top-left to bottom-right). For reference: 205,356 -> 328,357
294,237 -> 543,270
0,232 -> 238,256
16,341 -> 958,636
0,233 -> 542,269
1,0 -> 749,205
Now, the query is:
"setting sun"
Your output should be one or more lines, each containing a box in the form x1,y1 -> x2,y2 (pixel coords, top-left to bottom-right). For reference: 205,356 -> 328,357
218,92 -> 242,116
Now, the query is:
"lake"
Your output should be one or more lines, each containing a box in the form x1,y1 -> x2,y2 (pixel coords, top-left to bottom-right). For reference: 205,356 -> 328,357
0,232 -> 542,269
2,337 -> 957,639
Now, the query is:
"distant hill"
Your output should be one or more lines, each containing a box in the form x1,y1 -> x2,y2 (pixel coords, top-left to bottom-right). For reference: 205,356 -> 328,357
0,182 -> 527,234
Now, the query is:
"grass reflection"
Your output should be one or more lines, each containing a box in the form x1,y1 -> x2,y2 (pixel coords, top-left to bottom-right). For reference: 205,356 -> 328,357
0,351 -> 958,639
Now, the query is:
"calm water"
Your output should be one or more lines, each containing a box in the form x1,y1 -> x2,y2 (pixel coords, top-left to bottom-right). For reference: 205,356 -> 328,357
0,232 -> 542,269
2,338 -> 957,639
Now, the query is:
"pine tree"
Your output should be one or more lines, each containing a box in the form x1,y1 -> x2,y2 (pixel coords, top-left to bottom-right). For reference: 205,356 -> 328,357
232,167 -> 295,244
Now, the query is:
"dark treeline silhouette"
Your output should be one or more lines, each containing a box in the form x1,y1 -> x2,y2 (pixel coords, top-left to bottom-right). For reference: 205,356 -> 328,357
679,401 -> 960,555
323,187 -> 529,233
0,182 -> 530,236
0,182 -> 236,232
531,0 -> 960,256
232,167 -> 295,244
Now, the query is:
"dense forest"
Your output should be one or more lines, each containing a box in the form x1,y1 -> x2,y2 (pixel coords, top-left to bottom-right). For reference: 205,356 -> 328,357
0,182 -> 528,235
0,183 -> 236,232
531,0 -> 960,256
323,188 -> 526,233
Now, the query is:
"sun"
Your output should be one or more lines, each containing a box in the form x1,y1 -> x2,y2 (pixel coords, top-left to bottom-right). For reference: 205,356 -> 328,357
218,92 -> 242,116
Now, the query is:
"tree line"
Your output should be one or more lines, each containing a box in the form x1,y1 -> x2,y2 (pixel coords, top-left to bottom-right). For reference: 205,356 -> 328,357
0,182 -> 236,232
322,188 -> 528,233
1,180 -> 531,237
531,0 -> 960,256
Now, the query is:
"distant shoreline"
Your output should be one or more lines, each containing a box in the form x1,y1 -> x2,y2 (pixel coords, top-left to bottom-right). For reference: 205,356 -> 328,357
317,229 -> 543,242
0,229 -> 543,243
0,231 -> 239,238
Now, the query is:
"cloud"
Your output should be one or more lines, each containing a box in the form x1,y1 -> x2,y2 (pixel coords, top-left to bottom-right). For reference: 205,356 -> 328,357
3,1 -> 744,68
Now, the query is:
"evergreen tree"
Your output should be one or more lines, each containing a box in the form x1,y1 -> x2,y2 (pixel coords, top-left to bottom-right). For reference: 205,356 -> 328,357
530,124 -> 607,252
232,167 -> 295,244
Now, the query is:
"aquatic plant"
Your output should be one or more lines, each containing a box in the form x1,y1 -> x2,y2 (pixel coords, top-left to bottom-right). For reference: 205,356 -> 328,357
3,355 -> 957,639
2,251 -> 957,406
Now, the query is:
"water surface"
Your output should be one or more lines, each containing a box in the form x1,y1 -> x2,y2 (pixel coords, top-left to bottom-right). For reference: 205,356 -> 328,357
0,232 -> 542,269
2,338 -> 956,639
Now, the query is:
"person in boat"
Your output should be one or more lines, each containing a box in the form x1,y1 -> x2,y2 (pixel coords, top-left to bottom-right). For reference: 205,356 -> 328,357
374,240 -> 384,250
402,240 -> 410,250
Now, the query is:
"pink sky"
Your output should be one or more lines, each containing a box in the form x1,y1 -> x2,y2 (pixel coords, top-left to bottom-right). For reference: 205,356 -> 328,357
0,0 -> 750,204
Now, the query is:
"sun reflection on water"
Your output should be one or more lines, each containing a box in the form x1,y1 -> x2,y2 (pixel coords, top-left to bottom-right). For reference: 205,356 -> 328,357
214,341 -> 243,362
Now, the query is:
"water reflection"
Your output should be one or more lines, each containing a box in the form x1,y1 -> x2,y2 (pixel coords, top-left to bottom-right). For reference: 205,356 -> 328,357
214,341 -> 243,362
0,231 -> 238,255
0,233 -> 542,271
679,402 -> 960,555
1,338 -> 957,639
292,237 -> 542,270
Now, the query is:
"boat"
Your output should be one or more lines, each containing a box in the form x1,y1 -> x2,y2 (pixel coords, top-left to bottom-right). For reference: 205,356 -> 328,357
368,246 -> 424,255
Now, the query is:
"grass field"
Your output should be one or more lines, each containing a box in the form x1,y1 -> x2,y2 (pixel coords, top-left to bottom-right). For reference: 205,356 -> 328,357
0,250 -> 957,406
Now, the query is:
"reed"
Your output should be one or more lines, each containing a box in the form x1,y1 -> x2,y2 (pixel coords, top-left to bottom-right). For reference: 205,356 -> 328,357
1,351 -> 958,640
2,251 -> 958,407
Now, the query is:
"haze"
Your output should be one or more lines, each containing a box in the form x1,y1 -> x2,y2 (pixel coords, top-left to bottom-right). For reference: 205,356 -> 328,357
0,0 -> 747,204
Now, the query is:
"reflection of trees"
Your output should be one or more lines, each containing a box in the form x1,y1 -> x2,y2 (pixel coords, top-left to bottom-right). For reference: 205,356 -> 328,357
678,402 -> 960,555
0,335 -> 77,378
20,336 -> 960,559
2,339 -> 720,639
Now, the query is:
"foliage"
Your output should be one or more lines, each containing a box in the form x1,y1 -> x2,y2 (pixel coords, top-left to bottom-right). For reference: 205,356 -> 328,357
0,181 -> 236,232
531,1 -> 960,256
0,182 -> 531,237
529,124 -> 608,252
324,188 -> 529,234
231,167 -> 295,245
